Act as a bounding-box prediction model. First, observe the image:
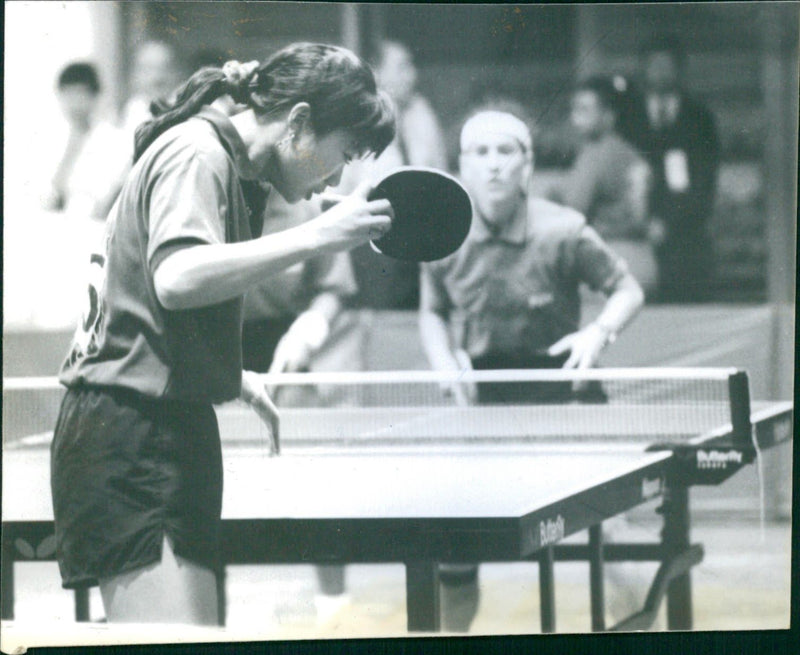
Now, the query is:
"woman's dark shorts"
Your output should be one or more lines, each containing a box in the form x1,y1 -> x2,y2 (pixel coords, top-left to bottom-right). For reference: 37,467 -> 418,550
50,385 -> 222,589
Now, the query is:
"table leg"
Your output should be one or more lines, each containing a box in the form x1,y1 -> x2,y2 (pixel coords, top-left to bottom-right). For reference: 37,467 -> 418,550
663,485 -> 692,629
216,568 -> 227,627
74,588 -> 90,622
588,524 -> 605,631
405,560 -> 440,632
539,546 -> 556,633
1,538 -> 14,620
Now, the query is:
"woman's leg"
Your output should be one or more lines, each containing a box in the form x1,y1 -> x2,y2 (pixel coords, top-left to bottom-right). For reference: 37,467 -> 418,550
439,564 -> 480,632
99,535 -> 218,625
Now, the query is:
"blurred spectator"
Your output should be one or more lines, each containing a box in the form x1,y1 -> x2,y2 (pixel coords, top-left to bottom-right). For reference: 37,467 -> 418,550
338,40 -> 448,310
241,192 -> 361,383
621,34 -> 720,303
372,40 -> 448,171
554,75 -> 657,294
121,40 -> 182,137
41,62 -> 130,220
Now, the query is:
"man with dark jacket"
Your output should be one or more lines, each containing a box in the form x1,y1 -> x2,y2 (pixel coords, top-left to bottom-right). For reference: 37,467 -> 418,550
621,35 -> 720,303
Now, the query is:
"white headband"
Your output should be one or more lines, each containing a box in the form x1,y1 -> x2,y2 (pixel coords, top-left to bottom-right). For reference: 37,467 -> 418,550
460,111 -> 533,154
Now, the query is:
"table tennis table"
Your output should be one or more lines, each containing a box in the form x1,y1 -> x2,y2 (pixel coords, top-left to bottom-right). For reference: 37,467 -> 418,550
1,368 -> 793,633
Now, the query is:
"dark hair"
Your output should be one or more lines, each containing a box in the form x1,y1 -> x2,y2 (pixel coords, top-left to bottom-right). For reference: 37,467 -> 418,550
573,75 -> 620,114
57,62 -> 101,94
134,42 -> 395,162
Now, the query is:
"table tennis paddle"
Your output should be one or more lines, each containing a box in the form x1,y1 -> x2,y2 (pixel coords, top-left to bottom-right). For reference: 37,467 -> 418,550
323,167 -> 473,262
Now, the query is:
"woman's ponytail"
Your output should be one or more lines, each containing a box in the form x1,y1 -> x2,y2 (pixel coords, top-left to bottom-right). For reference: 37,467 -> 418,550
132,46 -> 394,164
133,68 -> 229,162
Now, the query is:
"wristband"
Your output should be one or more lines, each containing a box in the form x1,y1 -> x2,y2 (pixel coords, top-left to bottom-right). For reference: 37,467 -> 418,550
290,310 -> 330,351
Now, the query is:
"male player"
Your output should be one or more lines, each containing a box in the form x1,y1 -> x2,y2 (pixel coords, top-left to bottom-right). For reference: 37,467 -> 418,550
419,100 -> 645,631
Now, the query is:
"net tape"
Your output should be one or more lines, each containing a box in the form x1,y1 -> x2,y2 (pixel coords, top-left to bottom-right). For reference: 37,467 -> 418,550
4,369 -> 738,448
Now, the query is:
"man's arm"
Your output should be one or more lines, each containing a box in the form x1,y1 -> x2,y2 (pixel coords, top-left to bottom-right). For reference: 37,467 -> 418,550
549,221 -> 645,369
418,265 -> 476,404
419,309 -> 476,406
593,272 -> 645,341
419,310 -> 461,371
548,270 -> 643,369
418,265 -> 460,371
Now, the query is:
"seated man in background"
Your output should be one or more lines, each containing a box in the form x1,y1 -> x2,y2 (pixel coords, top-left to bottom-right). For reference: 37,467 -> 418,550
556,76 -> 657,295
41,62 -> 130,220
419,100 -> 645,631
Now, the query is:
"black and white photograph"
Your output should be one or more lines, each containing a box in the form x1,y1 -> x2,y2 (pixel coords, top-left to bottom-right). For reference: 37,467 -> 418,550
2,1 -> 796,650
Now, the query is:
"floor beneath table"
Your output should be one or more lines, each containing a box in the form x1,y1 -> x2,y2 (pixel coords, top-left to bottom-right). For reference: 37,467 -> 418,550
6,515 -> 791,642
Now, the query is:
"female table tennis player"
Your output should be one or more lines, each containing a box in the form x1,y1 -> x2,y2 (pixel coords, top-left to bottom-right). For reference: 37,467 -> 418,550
51,43 -> 394,625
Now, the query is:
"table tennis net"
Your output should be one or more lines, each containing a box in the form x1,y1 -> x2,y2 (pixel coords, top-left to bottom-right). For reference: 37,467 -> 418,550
3,369 -> 745,448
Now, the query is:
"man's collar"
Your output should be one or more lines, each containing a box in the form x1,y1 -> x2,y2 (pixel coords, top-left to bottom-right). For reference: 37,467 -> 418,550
472,198 -> 528,245
194,106 -> 254,179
